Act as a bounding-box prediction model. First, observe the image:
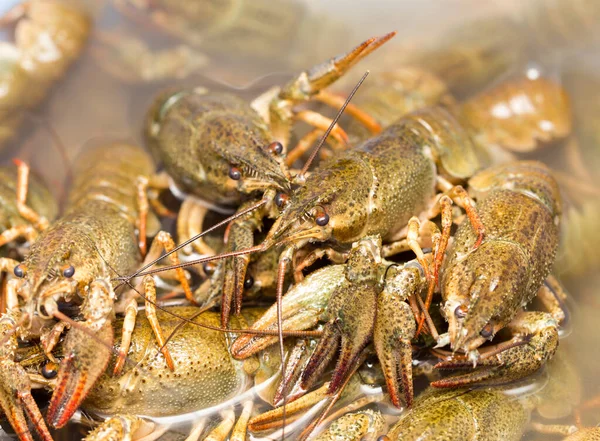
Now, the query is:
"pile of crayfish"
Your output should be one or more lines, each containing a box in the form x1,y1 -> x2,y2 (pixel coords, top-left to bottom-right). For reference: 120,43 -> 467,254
0,0 -> 599,440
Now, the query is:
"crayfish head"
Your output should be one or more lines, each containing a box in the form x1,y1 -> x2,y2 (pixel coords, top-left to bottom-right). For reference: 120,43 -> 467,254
213,116 -> 292,198
19,227 -> 103,321
441,241 -> 529,354
266,149 -> 377,251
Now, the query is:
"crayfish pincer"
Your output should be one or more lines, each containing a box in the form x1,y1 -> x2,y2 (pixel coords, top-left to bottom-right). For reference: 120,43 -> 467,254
231,236 -> 429,408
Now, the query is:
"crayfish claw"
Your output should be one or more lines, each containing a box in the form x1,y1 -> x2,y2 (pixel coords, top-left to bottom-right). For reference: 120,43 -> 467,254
433,312 -> 558,389
0,360 -> 53,441
230,264 -> 345,359
376,338 -> 414,409
47,321 -> 113,428
300,325 -> 341,392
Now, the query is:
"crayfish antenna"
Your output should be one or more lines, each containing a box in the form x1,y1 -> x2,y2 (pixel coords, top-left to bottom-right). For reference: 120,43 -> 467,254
296,70 -> 371,181
117,198 -> 269,284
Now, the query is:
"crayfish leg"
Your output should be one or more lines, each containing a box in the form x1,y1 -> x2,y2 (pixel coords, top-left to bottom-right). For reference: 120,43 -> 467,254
142,230 -> 193,303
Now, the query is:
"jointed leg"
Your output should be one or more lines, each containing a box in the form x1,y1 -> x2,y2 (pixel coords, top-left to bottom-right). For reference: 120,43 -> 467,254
137,172 -> 180,257
417,196 -> 453,335
0,257 -> 21,275
437,177 -> 485,249
136,176 -> 150,256
315,90 -> 382,134
148,171 -> 176,218
204,409 -> 235,441
41,322 -> 68,363
405,217 -> 432,282
14,159 -> 49,231
1,261 -> 22,313
142,276 -> 175,371
287,128 -> 348,167
530,422 -> 577,436
177,199 -> 217,256
536,275 -> 569,325
294,110 -> 349,146
382,219 -> 438,257
0,224 -> 37,248
230,401 -> 253,441
287,129 -> 327,167
113,298 -> 137,375
293,247 -> 348,283
143,230 -> 193,303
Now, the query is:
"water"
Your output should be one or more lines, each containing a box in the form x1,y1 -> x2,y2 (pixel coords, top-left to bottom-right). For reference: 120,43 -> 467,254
0,0 -> 599,440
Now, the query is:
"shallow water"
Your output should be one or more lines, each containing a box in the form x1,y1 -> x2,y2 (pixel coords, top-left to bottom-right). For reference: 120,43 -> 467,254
0,0 -> 599,440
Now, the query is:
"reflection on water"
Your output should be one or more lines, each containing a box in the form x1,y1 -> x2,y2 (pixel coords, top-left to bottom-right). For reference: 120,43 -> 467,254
0,0 -> 599,440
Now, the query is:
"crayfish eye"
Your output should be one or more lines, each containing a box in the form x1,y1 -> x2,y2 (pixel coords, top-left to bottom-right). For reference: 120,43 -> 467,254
62,265 -> 75,278
454,304 -> 468,319
480,323 -> 494,339
228,166 -> 242,181
13,264 -> 26,278
203,262 -> 216,276
41,361 -> 59,379
268,141 -> 284,156
244,275 -> 254,290
315,209 -> 330,226
275,192 -> 289,209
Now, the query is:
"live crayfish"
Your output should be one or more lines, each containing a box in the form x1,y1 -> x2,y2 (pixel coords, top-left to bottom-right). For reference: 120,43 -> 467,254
431,161 -> 565,387
143,33 -> 394,324
136,103 -> 497,409
229,166 -> 566,409
231,235 -> 428,409
383,350 -> 596,441
291,349 -> 593,441
0,0 -> 90,150
0,143 -> 192,433
5,306 -> 287,441
130,72 -> 575,410
144,32 -> 393,207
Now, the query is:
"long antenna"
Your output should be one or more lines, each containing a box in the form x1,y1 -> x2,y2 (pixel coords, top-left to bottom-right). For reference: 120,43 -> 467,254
114,71 -> 373,284
297,70 -> 370,180
123,198 -> 268,282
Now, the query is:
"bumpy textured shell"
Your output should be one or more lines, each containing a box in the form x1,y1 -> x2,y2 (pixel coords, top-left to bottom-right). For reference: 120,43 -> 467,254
387,388 -> 529,441
84,308 -> 253,417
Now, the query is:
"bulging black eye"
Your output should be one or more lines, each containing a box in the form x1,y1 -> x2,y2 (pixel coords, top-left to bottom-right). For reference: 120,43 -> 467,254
268,141 -> 283,155
203,262 -> 216,276
244,276 -> 254,290
13,264 -> 26,278
63,266 -> 75,278
454,304 -> 468,319
480,323 -> 494,339
275,192 -> 289,209
41,361 -> 59,379
228,166 -> 241,180
315,210 -> 329,226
